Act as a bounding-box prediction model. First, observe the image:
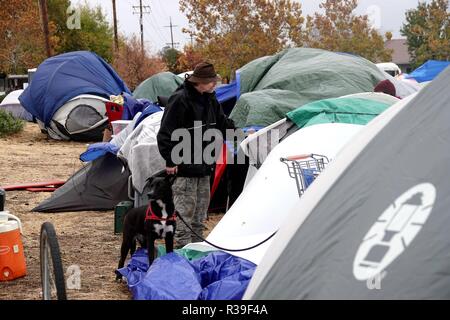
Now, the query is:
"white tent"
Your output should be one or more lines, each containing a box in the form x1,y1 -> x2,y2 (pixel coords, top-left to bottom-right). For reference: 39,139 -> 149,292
0,90 -> 33,121
376,62 -> 402,77
184,123 -> 364,264
38,94 -> 109,141
244,94 -> 417,298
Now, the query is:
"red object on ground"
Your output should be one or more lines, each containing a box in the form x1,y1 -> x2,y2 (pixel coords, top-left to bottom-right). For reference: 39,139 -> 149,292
105,102 -> 124,125
25,187 -> 57,192
211,144 -> 227,199
0,216 -> 27,281
0,180 -> 65,191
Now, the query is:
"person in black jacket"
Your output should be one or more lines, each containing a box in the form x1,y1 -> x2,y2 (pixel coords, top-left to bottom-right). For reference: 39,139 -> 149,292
157,62 -> 234,248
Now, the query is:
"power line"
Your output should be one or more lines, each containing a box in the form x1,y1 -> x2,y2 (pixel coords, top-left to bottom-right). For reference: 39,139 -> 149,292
157,0 -> 170,19
144,13 -> 168,45
132,0 -> 151,55
125,0 -> 159,48
164,17 -> 179,49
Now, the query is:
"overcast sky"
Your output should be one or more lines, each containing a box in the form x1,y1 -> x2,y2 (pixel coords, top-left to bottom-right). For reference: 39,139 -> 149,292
70,0 -> 429,53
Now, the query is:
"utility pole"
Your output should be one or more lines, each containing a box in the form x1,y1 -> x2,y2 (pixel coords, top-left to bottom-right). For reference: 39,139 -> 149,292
164,17 -> 179,49
132,0 -> 151,55
38,0 -> 52,57
112,0 -> 119,52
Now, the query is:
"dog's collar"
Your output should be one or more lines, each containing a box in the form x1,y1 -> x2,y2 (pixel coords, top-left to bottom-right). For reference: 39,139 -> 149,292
145,204 -> 176,222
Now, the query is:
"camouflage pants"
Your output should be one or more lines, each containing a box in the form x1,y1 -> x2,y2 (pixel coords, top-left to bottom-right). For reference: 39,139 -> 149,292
172,176 -> 210,248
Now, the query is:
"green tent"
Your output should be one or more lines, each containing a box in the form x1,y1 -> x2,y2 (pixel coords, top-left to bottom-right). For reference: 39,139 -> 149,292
230,48 -> 387,128
286,97 -> 392,129
133,71 -> 183,102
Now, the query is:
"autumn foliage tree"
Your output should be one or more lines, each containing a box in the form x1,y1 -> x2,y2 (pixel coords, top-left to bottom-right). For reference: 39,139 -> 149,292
179,0 -> 304,79
160,47 -> 183,74
302,0 -> 392,62
401,0 -> 450,68
112,35 -> 166,91
0,1 -> 115,74
176,45 -> 205,73
0,0 -> 50,74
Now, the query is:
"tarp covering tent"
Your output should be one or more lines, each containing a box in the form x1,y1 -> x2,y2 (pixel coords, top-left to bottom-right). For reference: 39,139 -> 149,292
245,68 -> 450,299
240,93 -> 398,179
133,72 -> 183,103
229,48 -> 408,128
117,249 -> 255,300
286,97 -> 391,129
33,153 -> 130,212
215,81 -> 240,104
117,111 -> 165,195
20,51 -> 130,125
0,90 -> 33,121
19,51 -> 130,140
33,114 -> 144,212
406,60 -> 450,83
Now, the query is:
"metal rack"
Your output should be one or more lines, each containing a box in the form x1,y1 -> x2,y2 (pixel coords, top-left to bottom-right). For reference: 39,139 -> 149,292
280,154 -> 329,198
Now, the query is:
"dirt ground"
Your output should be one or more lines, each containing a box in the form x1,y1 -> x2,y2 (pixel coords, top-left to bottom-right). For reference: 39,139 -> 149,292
0,123 -> 223,300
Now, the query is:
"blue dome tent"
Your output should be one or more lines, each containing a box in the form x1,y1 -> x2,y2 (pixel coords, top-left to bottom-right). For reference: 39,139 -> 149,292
19,51 -> 130,141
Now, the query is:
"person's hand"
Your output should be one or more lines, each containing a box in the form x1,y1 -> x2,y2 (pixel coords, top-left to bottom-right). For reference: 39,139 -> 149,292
166,166 -> 178,175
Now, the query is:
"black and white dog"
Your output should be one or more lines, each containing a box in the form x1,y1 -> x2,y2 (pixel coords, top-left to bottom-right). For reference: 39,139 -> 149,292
116,175 -> 176,281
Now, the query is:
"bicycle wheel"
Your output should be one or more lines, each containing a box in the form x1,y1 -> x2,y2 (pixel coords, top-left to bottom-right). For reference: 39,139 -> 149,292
40,222 -> 67,300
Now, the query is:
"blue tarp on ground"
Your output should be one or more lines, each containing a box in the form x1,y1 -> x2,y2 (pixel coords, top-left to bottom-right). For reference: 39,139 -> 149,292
117,249 -> 256,300
406,60 -> 450,83
19,51 -> 130,126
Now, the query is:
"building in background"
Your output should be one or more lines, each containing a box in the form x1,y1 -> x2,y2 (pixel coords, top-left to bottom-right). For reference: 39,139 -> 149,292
385,39 -> 412,74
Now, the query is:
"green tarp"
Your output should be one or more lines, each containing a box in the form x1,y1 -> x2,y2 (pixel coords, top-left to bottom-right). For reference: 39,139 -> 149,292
230,48 -> 387,128
133,72 -> 183,102
286,97 -> 392,129
156,244 -> 214,261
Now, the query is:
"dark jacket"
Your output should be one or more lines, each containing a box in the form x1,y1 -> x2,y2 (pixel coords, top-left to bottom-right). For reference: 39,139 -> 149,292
157,81 -> 235,177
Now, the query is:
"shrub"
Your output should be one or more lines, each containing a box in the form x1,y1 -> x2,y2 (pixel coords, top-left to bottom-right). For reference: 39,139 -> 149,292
0,109 -> 24,137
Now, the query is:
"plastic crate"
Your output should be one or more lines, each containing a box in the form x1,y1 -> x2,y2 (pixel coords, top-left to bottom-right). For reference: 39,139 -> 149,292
114,201 -> 134,234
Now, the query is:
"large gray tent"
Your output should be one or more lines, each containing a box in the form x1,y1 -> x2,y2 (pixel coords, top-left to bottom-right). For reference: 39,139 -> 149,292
33,154 -> 130,212
245,68 -> 450,299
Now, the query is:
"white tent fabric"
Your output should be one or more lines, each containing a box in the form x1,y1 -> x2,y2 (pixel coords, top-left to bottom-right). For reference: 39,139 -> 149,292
184,123 -> 364,264
0,90 -> 33,121
110,111 -> 142,148
382,72 -> 420,97
376,62 -> 401,76
38,94 -> 110,140
52,94 -> 109,134
244,94 -> 416,298
1,90 -> 23,105
117,111 -> 165,193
